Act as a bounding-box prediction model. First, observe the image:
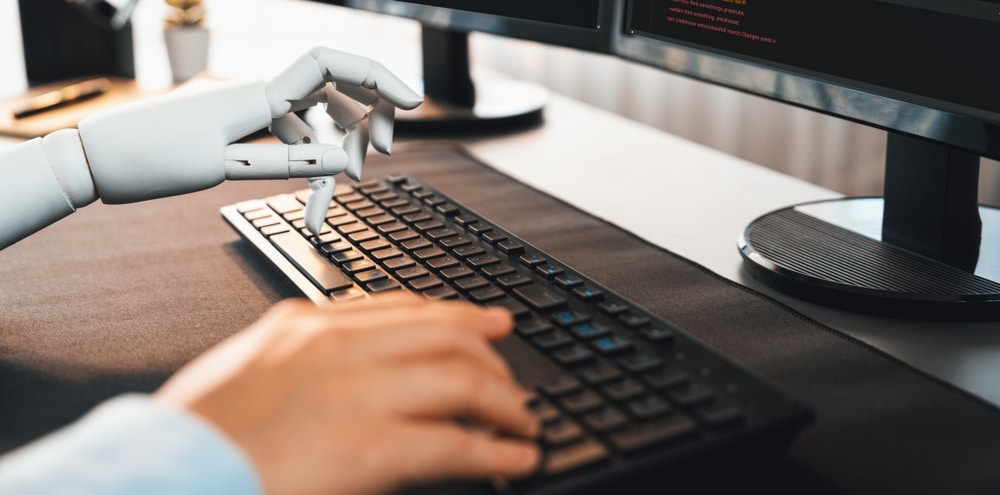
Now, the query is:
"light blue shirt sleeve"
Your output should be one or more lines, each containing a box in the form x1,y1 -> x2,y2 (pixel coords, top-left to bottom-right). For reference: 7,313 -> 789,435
0,394 -> 263,495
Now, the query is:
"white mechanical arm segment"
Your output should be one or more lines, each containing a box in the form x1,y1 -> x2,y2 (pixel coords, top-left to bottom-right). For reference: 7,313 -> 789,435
0,47 -> 422,250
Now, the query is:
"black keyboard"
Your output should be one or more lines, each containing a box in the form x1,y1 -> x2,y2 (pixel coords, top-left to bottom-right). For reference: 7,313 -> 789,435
221,174 -> 813,494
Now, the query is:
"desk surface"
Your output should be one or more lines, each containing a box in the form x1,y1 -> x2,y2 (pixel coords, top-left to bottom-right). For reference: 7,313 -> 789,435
2,0 -> 1000,476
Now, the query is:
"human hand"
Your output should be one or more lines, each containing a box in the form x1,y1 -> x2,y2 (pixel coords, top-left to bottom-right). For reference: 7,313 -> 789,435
155,293 -> 540,495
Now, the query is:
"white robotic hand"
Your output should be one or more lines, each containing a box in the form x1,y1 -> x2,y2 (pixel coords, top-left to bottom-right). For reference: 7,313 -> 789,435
256,47 -> 423,235
0,47 -> 422,249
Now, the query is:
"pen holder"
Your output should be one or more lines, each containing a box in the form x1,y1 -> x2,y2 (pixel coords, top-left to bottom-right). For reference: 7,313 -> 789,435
164,25 -> 210,83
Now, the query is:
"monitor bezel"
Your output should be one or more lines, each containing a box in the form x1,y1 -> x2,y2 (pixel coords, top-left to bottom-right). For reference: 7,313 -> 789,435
337,0 -> 616,54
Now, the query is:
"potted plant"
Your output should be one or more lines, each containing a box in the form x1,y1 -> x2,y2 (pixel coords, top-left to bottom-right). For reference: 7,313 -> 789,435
164,0 -> 209,83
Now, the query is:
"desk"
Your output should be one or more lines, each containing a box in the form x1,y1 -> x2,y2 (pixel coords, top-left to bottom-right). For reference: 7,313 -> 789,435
2,0 -> 1000,492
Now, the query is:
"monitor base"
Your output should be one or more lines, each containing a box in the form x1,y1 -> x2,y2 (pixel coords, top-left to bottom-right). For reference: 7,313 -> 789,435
394,78 -> 547,135
739,197 -> 1000,321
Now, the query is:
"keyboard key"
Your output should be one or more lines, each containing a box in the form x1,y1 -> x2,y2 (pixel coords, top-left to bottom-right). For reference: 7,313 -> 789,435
359,239 -> 390,252
426,228 -> 458,240
640,326 -> 676,343
413,247 -> 446,261
536,264 -> 564,278
643,368 -> 691,390
560,390 -> 605,415
481,263 -> 516,278
343,260 -> 376,273
330,249 -> 363,264
370,247 -> 403,262
467,222 -> 492,236
266,194 -> 303,214
514,285 -> 568,312
401,238 -> 432,252
396,266 -> 429,280
426,255 -> 460,271
551,310 -> 590,327
482,231 -> 508,244
439,236 -> 472,249
355,269 -> 388,283
542,439 -> 609,475
376,221 -> 408,234
532,330 -> 574,350
626,395 -> 672,420
620,352 -> 664,374
598,301 -> 630,314
452,214 -> 476,226
440,265 -> 476,281
465,255 -> 502,268
388,229 -> 420,243
519,253 -> 546,267
454,276 -> 490,292
452,245 -> 486,258
495,273 -> 533,289
497,240 -> 525,255
515,318 -> 554,336
578,363 -> 623,385
603,378 -> 646,402
486,298 -> 532,319
555,274 -> 586,290
260,224 -> 289,237
620,313 -> 651,328
592,335 -> 634,354
551,344 -> 596,366
468,285 -> 506,303
583,407 -> 629,433
608,414 -> 698,453
527,397 -> 563,424
423,286 -> 459,300
383,255 -> 415,271
269,232 -> 353,294
538,375 -> 582,396
570,322 -> 612,339
573,286 -> 605,302
541,419 -> 586,447
409,276 -> 443,291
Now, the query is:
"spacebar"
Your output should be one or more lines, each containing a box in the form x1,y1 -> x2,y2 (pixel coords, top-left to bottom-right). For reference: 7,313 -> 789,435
269,232 -> 354,294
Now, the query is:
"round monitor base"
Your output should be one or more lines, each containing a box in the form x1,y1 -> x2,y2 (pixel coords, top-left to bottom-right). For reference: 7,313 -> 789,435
394,78 -> 547,134
739,197 -> 1000,321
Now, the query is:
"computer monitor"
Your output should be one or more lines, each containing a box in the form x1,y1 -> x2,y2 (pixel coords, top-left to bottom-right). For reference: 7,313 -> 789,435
616,0 -> 1000,320
314,0 -> 615,131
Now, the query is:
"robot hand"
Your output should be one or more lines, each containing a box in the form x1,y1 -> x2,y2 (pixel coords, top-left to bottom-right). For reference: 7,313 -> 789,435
0,47 -> 422,249
259,48 -> 423,235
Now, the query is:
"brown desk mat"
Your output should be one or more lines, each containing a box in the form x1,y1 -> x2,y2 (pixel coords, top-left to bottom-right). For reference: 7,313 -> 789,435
2,142 -> 999,493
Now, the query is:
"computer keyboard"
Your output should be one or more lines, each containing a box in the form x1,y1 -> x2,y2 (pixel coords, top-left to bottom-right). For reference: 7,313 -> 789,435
221,173 -> 813,494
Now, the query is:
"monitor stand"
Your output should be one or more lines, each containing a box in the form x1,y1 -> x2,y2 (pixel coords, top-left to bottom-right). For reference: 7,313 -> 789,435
394,26 -> 547,134
740,132 -> 1000,321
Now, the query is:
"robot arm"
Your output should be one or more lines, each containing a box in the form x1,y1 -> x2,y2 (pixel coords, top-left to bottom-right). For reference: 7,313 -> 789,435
0,47 -> 422,250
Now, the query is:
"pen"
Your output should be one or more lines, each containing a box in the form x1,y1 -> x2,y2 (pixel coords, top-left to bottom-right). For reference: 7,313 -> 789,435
11,77 -> 112,119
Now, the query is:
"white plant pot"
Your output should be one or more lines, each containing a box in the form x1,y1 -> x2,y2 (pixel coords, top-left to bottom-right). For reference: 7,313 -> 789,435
164,25 -> 210,83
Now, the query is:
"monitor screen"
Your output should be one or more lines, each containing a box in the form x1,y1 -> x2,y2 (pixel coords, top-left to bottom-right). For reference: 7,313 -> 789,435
618,0 -> 1000,159
617,0 -> 1000,319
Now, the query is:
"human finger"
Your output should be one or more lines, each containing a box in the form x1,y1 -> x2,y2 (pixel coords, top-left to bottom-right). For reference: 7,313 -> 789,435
396,424 -> 540,484
304,292 -> 515,343
381,359 -> 538,438
304,303 -> 516,378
